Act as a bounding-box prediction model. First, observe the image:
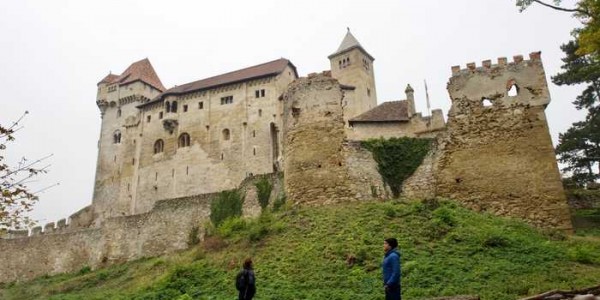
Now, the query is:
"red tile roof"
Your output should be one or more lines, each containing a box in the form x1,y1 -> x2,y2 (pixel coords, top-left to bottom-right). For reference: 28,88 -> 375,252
115,58 -> 165,91
97,73 -> 119,85
97,58 -> 165,92
349,100 -> 409,123
138,58 -> 297,108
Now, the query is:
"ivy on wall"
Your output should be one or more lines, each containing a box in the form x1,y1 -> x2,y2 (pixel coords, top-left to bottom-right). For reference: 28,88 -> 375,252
362,137 -> 432,198
210,190 -> 244,227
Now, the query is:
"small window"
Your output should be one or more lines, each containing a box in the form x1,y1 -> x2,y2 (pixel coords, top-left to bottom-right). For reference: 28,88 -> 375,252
183,104 -> 188,112
261,89 -> 265,97
222,128 -> 231,141
159,111 -> 163,119
147,115 -> 151,123
165,101 -> 171,113
171,101 -> 178,113
508,84 -> 519,97
253,147 -> 256,156
258,109 -> 262,117
255,90 -> 260,98
482,98 -> 493,107
198,102 -> 204,109
113,131 -> 121,144
252,130 -> 256,137
367,88 -> 371,97
154,139 -> 164,154
220,96 -> 233,105
117,108 -> 122,118
178,133 -> 190,148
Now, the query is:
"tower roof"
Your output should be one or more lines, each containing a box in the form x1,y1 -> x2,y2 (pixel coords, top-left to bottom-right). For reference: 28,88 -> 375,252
97,58 -> 166,92
328,29 -> 374,61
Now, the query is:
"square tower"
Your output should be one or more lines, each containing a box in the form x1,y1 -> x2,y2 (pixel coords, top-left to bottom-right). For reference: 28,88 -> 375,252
328,29 -> 377,122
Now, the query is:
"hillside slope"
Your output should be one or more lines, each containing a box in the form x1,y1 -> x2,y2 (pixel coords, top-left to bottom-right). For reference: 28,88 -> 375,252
2,199 -> 600,300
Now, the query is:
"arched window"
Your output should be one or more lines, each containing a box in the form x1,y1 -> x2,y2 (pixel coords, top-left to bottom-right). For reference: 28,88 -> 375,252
222,128 -> 231,141
113,130 -> 121,144
178,133 -> 190,148
154,139 -> 164,154
171,101 -> 178,113
165,101 -> 171,113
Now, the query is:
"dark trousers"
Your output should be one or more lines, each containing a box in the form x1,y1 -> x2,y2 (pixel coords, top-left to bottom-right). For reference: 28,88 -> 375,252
385,284 -> 401,300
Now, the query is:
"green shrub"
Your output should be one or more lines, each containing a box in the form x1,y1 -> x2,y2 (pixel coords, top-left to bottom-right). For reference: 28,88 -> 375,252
273,193 -> 287,211
567,244 -> 600,264
217,217 -> 247,237
362,137 -> 432,197
77,266 -> 91,275
210,190 -> 244,227
187,226 -> 200,246
255,176 -> 273,210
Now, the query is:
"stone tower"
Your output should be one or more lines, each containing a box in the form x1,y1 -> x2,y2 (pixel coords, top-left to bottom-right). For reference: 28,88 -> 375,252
93,58 -> 165,223
328,29 -> 377,123
436,52 -> 572,230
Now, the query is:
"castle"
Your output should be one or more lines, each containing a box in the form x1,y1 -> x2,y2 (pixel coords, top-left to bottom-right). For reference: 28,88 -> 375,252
91,30 -> 445,224
0,31 -> 572,283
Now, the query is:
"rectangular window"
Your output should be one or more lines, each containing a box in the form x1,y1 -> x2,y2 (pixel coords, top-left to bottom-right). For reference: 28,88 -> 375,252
159,111 -> 163,119
220,96 -> 233,105
198,101 -> 204,109
255,89 -> 266,98
183,104 -> 188,112
147,115 -> 151,123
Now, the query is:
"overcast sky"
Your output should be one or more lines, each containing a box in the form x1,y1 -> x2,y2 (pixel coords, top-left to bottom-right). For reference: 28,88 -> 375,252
1,0 -> 586,225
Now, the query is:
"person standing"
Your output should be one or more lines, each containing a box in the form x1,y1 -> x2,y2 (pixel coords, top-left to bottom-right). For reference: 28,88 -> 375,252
235,258 -> 256,300
382,238 -> 401,300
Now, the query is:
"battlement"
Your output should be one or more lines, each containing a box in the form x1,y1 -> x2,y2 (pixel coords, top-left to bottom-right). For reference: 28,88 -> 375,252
447,51 -> 550,111
450,52 -> 542,76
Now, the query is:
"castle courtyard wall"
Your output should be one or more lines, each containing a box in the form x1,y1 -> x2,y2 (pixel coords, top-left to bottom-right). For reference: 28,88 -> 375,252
0,174 -> 277,283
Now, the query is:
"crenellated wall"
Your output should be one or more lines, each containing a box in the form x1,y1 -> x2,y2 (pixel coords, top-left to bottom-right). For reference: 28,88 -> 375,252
0,174 -> 279,283
402,52 -> 573,231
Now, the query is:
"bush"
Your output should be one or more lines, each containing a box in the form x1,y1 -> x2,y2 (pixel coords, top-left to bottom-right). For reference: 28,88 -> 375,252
210,190 -> 244,227
362,137 -> 432,197
255,176 -> 273,210
273,193 -> 287,211
187,226 -> 200,247
217,217 -> 247,237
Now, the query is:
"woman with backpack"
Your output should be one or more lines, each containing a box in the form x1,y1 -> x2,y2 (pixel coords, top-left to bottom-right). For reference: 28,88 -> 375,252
235,258 -> 256,300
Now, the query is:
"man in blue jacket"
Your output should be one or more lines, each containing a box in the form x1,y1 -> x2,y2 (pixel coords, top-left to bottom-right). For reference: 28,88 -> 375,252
382,238 -> 401,300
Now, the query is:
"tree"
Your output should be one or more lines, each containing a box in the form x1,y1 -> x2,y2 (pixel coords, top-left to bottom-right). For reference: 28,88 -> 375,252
517,0 -> 600,183
516,0 -> 598,56
556,113 -> 600,185
1,112 -> 53,229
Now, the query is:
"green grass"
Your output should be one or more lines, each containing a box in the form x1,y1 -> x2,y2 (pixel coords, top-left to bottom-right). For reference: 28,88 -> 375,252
2,199 -> 600,300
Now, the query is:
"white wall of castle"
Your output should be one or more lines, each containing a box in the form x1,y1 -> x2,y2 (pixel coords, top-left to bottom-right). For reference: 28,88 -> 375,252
92,66 -> 297,223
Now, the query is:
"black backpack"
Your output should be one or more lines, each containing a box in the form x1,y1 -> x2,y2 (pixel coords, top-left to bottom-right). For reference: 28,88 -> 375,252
235,270 -> 247,291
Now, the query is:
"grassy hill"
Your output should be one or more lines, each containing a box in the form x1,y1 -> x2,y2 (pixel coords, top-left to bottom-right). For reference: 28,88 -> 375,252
1,199 -> 600,300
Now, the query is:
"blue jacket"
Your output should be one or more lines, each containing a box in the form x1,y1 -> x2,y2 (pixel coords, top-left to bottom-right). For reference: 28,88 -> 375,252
382,248 -> 401,286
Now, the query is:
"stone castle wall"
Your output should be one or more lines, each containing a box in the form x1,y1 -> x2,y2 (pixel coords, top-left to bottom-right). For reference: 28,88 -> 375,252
282,74 -> 385,205
0,174 -> 279,283
93,67 -> 296,223
402,53 -> 572,230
